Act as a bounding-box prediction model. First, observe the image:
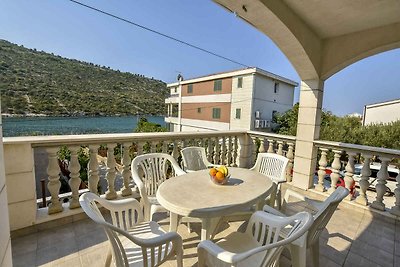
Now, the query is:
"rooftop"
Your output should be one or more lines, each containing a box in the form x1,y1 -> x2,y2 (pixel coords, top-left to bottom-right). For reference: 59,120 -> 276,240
167,67 -> 298,87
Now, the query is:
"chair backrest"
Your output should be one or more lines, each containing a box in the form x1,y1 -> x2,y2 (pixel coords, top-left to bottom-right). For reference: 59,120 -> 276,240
244,211 -> 313,266
131,153 -> 182,197
181,146 -> 210,172
79,192 -> 144,267
307,187 -> 349,246
251,153 -> 289,183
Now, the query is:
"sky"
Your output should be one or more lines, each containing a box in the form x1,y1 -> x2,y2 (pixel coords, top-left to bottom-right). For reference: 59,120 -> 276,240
0,0 -> 399,116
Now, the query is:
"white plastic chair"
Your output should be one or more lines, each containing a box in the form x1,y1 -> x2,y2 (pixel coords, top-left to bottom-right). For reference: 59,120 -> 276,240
263,187 -> 349,267
79,192 -> 183,267
250,153 -> 289,209
131,153 -> 186,221
180,146 -> 219,172
197,211 -> 313,267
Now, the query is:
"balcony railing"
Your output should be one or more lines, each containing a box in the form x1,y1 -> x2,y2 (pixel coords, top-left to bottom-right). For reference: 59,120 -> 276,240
4,130 -> 400,231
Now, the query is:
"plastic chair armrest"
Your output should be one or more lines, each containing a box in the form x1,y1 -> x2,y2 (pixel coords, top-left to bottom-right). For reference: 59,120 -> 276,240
198,240 -> 238,264
135,231 -> 182,248
283,189 -> 308,203
262,205 -> 286,217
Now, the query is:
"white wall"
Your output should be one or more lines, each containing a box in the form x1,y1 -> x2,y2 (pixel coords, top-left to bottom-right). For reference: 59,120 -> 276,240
252,75 -> 295,126
0,102 -> 12,267
180,118 -> 229,132
363,101 -> 400,125
230,74 -> 254,130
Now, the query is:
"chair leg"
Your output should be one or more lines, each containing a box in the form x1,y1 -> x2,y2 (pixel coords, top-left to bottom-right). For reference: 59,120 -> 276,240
176,244 -> 183,267
310,241 -> 319,267
104,247 -> 112,267
276,187 -> 282,210
289,244 -> 307,267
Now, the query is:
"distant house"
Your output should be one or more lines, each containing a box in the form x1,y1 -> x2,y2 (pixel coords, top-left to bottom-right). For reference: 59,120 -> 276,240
362,99 -> 400,126
164,67 -> 297,132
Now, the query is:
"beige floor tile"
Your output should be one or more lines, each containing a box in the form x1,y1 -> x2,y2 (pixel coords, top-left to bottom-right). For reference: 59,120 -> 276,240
344,252 -> 383,267
11,233 -> 38,257
12,251 -> 36,267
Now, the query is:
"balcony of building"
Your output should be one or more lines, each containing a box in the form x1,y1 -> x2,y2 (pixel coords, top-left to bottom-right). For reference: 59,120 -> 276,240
4,130 -> 400,266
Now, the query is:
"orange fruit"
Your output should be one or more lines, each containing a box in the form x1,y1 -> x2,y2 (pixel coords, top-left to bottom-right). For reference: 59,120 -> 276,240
209,168 -> 217,176
215,171 -> 225,181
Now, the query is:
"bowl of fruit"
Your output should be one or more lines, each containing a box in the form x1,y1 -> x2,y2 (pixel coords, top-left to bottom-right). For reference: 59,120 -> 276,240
209,166 -> 230,185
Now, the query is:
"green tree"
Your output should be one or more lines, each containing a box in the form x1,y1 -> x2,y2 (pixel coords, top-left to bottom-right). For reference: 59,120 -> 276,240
273,103 -> 400,150
134,117 -> 167,133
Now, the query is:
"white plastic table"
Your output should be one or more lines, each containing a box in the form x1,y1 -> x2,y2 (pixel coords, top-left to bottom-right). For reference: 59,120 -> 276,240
156,167 -> 274,240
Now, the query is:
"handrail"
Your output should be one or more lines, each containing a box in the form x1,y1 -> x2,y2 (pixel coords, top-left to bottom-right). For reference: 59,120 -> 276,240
3,130 -> 246,147
314,140 -> 400,157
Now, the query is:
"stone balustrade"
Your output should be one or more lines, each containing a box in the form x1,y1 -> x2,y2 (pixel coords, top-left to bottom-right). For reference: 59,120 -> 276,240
4,131 -> 247,230
247,131 -> 296,182
314,140 -> 400,215
5,130 -> 400,231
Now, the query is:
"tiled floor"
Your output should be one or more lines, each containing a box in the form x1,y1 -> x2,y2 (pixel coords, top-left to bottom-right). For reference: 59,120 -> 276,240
11,194 -> 400,267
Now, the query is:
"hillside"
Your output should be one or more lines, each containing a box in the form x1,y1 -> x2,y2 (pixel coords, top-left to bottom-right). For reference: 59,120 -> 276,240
0,40 -> 168,116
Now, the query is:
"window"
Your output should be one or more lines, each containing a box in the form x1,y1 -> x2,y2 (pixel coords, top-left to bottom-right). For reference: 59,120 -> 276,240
197,107 -> 201,113
237,77 -> 243,88
235,108 -> 241,119
212,108 -> 221,119
274,82 -> 279,93
187,84 -> 193,94
214,79 -> 222,91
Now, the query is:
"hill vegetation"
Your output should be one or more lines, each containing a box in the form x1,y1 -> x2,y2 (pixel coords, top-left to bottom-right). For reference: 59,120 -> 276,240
0,39 -> 168,116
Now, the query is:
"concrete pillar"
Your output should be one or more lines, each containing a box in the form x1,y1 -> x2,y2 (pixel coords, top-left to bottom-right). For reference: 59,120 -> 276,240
292,79 -> 324,190
0,101 -> 13,266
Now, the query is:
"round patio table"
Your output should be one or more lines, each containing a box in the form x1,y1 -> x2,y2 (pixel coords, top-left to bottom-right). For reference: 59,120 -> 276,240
156,167 -> 274,240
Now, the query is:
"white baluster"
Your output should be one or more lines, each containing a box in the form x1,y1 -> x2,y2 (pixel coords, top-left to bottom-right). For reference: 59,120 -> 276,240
221,137 -> 227,165
121,143 -> 133,197
232,136 -> 238,167
201,138 -> 206,149
267,139 -> 274,153
150,141 -> 156,153
207,138 -> 213,163
88,145 -> 100,194
259,138 -> 266,153
390,172 -> 400,216
286,142 -> 294,182
252,137 -> 258,163
214,137 -> 221,164
137,141 -> 144,156
343,152 -> 356,200
68,146 -> 81,209
105,143 -> 117,200
47,147 -> 63,214
316,148 -> 328,192
371,157 -> 391,211
172,140 -> 179,161
355,154 -> 372,205
162,141 -> 168,153
277,141 -> 284,156
227,136 -> 233,166
328,150 -> 342,194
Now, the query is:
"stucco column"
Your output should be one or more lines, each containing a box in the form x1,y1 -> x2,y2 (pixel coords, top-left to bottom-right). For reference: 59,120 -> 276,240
292,79 -> 324,190
0,100 -> 13,266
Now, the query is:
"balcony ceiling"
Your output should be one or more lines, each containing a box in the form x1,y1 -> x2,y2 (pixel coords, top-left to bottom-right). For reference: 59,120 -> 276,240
213,0 -> 400,80
283,0 -> 400,39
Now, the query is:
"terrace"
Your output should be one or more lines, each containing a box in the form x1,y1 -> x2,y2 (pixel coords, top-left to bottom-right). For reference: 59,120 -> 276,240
2,0 -> 400,266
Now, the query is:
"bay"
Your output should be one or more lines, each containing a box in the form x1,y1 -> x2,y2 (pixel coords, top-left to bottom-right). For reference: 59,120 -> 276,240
1,116 -> 166,137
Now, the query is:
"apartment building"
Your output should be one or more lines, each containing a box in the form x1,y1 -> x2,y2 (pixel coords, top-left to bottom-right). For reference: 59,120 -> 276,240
363,99 -> 400,126
165,67 -> 298,132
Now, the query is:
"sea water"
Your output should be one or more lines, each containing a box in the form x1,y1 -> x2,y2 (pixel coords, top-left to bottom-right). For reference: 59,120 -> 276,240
2,116 -> 166,137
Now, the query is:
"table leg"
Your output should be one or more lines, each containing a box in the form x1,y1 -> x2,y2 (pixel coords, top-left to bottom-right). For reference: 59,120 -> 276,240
201,217 -> 220,241
169,212 -> 179,232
